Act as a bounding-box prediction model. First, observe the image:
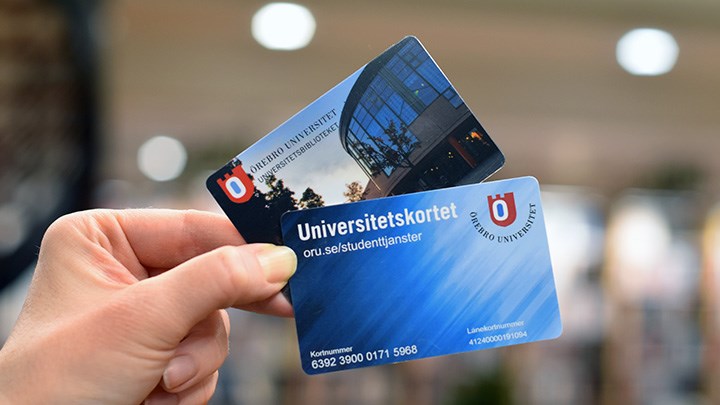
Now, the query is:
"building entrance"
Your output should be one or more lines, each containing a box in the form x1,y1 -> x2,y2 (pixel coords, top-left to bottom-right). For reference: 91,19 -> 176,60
391,141 -> 472,194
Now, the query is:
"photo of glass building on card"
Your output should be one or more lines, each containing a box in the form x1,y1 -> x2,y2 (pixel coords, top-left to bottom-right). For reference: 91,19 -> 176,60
339,37 -> 505,199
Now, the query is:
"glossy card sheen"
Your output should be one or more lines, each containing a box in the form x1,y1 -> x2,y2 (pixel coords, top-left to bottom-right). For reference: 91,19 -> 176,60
281,177 -> 562,374
207,36 -> 504,245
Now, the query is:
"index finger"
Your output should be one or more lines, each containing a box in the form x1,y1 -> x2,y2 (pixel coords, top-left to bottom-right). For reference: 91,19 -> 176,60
112,209 -> 245,270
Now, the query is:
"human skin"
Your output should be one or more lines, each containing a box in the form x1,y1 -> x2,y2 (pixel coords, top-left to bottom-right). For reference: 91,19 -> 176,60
0,209 -> 297,404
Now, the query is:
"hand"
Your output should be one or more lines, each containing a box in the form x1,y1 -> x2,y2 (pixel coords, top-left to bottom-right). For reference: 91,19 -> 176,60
0,209 -> 296,404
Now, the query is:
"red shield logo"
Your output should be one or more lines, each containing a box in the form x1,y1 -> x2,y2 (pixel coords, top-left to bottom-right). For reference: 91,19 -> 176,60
217,164 -> 255,204
487,193 -> 517,227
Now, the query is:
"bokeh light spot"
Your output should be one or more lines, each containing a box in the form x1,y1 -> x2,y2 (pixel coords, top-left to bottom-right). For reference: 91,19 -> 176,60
252,3 -> 316,51
616,28 -> 679,76
137,135 -> 187,182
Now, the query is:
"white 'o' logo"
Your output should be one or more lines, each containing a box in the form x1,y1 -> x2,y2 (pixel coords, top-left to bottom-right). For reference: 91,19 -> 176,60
226,177 -> 247,199
492,200 -> 509,221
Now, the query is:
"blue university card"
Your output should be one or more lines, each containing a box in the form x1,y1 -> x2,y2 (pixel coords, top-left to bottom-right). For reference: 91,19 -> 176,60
207,36 -> 504,245
281,176 -> 562,374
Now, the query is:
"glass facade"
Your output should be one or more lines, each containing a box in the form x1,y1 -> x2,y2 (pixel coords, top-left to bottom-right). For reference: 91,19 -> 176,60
345,40 -> 464,178
416,146 -> 472,190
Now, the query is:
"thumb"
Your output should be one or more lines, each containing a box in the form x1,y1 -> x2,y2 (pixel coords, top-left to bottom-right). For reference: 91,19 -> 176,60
132,244 -> 296,340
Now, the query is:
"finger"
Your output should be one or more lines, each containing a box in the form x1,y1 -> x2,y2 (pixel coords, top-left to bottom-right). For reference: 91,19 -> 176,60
236,291 -> 294,317
145,371 -> 219,405
162,310 -> 230,393
177,371 -> 219,405
40,209 -> 246,281
113,209 -> 245,269
133,243 -> 296,340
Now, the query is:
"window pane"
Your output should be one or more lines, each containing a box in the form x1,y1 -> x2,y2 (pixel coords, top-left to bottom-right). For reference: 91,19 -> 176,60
403,72 -> 439,106
366,118 -> 383,139
375,105 -> 399,128
399,40 -> 427,68
418,59 -> 450,93
443,88 -> 464,107
350,118 -> 361,135
399,102 -> 418,123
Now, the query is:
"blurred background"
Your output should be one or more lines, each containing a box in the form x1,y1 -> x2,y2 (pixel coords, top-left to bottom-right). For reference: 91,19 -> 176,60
1,0 -> 720,403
